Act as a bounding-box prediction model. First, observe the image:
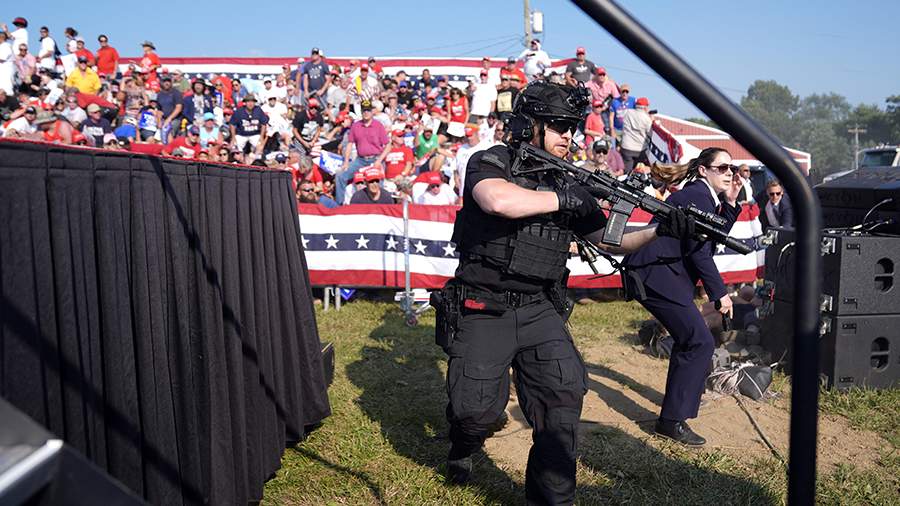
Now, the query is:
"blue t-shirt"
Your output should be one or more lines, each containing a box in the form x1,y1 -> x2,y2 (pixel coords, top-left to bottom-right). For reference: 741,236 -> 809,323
611,95 -> 636,130
114,124 -> 137,140
229,106 -> 269,136
80,116 -> 112,146
138,109 -> 158,131
303,61 -> 330,92
156,89 -> 181,119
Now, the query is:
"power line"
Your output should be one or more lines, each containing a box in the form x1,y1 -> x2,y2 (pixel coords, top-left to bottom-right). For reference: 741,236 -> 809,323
455,36 -> 523,58
389,34 -> 521,57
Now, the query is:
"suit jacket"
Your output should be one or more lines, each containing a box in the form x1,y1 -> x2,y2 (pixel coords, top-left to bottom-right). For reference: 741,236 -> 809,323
758,194 -> 794,231
624,179 -> 741,306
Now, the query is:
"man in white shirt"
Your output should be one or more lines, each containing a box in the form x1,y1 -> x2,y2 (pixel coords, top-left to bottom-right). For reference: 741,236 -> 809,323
736,164 -> 755,204
415,171 -> 456,205
60,39 -> 78,77
454,125 -> 493,192
262,95 -> 291,139
37,26 -> 56,71
0,32 -> 14,95
5,18 -> 29,52
620,97 -> 653,173
469,71 -> 497,119
517,39 -> 552,82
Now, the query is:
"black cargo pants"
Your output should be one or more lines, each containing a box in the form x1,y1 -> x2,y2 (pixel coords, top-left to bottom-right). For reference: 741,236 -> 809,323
446,298 -> 587,506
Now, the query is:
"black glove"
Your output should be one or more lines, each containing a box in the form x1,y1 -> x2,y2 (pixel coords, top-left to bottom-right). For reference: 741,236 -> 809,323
656,208 -> 695,238
556,185 -> 600,218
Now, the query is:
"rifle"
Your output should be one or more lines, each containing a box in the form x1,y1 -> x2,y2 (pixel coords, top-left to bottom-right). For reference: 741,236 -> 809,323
509,142 -> 754,255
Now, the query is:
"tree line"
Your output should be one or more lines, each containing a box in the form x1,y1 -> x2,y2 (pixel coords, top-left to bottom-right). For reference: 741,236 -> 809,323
687,80 -> 900,183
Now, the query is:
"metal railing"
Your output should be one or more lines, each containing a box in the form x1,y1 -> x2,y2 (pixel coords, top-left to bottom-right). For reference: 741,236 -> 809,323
571,1 -> 823,503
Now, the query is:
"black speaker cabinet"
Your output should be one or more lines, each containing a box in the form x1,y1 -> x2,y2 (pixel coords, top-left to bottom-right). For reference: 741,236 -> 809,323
764,228 -> 900,315
761,302 -> 900,390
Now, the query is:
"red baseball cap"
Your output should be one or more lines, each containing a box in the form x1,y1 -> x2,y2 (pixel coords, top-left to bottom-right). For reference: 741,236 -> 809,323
465,125 -> 478,137
576,46 -> 586,54
352,171 -> 366,184
596,67 -> 607,75
307,97 -> 320,109
592,99 -> 604,107
426,172 -> 442,185
636,97 -> 650,107
363,166 -> 384,181
360,63 -> 369,71
392,129 -> 405,137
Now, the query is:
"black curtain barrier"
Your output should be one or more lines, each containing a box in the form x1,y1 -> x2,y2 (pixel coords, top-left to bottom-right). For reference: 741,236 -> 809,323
0,141 -> 331,505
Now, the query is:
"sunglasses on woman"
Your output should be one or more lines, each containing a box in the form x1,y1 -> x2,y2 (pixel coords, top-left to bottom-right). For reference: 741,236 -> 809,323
706,163 -> 739,174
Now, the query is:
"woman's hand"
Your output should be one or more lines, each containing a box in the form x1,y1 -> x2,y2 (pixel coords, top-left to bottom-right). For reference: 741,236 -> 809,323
724,175 -> 742,205
717,294 -> 733,319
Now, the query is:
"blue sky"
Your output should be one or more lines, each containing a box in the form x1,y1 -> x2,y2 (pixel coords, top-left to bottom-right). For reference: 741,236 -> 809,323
12,0 -> 899,118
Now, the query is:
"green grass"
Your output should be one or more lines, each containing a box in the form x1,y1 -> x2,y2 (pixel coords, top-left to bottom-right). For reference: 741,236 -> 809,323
262,299 -> 900,505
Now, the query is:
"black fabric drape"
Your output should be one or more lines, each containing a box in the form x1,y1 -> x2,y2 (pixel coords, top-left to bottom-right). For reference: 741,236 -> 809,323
0,141 -> 331,505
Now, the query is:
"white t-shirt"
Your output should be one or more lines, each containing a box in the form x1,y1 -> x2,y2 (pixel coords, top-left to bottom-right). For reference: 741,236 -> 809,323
455,140 -> 492,192
38,36 -> 56,69
3,116 -> 36,136
10,28 -> 28,51
60,53 -> 77,77
261,101 -> 290,135
415,184 -> 456,205
518,48 -> 552,81
0,42 -> 14,94
470,82 -> 497,117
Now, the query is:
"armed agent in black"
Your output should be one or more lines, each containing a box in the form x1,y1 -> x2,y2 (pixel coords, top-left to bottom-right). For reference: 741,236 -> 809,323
433,81 -> 694,505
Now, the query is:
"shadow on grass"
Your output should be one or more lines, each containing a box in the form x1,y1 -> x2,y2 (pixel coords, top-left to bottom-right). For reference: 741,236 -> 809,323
345,308 -> 524,504
577,424 -> 777,504
289,447 -> 386,505
345,307 -> 774,504
584,361 -> 664,432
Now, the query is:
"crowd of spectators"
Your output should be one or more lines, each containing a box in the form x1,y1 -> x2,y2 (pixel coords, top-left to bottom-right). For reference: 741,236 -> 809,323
0,18 -> 660,207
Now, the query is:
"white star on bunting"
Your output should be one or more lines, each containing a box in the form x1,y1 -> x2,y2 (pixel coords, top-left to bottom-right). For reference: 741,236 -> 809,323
301,235 -> 309,249
385,236 -> 398,250
442,243 -> 456,257
355,235 -> 370,249
414,240 -> 428,254
325,235 -> 340,249
716,243 -> 727,254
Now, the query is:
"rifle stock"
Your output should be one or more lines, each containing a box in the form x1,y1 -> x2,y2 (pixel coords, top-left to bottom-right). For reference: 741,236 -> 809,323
510,142 -> 753,255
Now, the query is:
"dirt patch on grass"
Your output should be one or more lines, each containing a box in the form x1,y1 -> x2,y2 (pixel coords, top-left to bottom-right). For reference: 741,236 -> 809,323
483,339 -> 889,476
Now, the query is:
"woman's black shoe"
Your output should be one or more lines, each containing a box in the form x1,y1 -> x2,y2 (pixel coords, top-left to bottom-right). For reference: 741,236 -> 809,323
654,419 -> 706,446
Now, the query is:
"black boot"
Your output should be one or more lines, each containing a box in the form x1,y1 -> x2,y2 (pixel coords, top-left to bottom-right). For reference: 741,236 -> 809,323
447,457 -> 472,484
654,419 -> 706,446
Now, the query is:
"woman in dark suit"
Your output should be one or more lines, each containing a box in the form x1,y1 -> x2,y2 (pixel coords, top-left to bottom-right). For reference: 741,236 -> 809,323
624,147 -> 743,446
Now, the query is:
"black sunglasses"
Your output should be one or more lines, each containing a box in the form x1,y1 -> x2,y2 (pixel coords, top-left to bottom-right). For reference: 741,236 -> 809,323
768,191 -> 783,196
546,119 -> 578,135
706,163 -> 739,174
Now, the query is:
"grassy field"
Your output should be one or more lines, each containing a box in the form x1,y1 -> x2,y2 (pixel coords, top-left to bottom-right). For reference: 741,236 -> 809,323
262,298 -> 899,505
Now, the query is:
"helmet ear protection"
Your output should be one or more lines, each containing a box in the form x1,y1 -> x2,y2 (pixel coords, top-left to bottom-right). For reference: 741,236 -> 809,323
504,113 -> 535,143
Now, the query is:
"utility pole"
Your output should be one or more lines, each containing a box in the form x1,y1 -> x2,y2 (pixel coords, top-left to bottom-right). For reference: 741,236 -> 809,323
848,124 -> 866,170
523,0 -> 532,47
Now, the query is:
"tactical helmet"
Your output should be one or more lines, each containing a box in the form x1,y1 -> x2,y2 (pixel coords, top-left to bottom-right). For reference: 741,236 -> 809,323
512,81 -> 590,123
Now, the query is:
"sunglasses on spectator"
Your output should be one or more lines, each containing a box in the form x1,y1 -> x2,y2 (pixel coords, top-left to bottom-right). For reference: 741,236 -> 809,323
428,184 -> 440,189
355,181 -> 366,186
705,164 -> 739,174
368,179 -> 381,184
768,191 -> 783,196
300,187 -> 316,193
546,119 -> 578,135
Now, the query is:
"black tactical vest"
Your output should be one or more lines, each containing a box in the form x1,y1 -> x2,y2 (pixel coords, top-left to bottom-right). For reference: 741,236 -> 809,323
453,145 -> 572,283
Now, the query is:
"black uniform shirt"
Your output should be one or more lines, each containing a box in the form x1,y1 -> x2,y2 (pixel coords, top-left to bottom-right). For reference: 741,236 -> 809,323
452,144 -> 608,293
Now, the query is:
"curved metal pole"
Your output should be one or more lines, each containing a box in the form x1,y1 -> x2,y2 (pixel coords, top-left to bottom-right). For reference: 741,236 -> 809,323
570,1 -> 822,503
